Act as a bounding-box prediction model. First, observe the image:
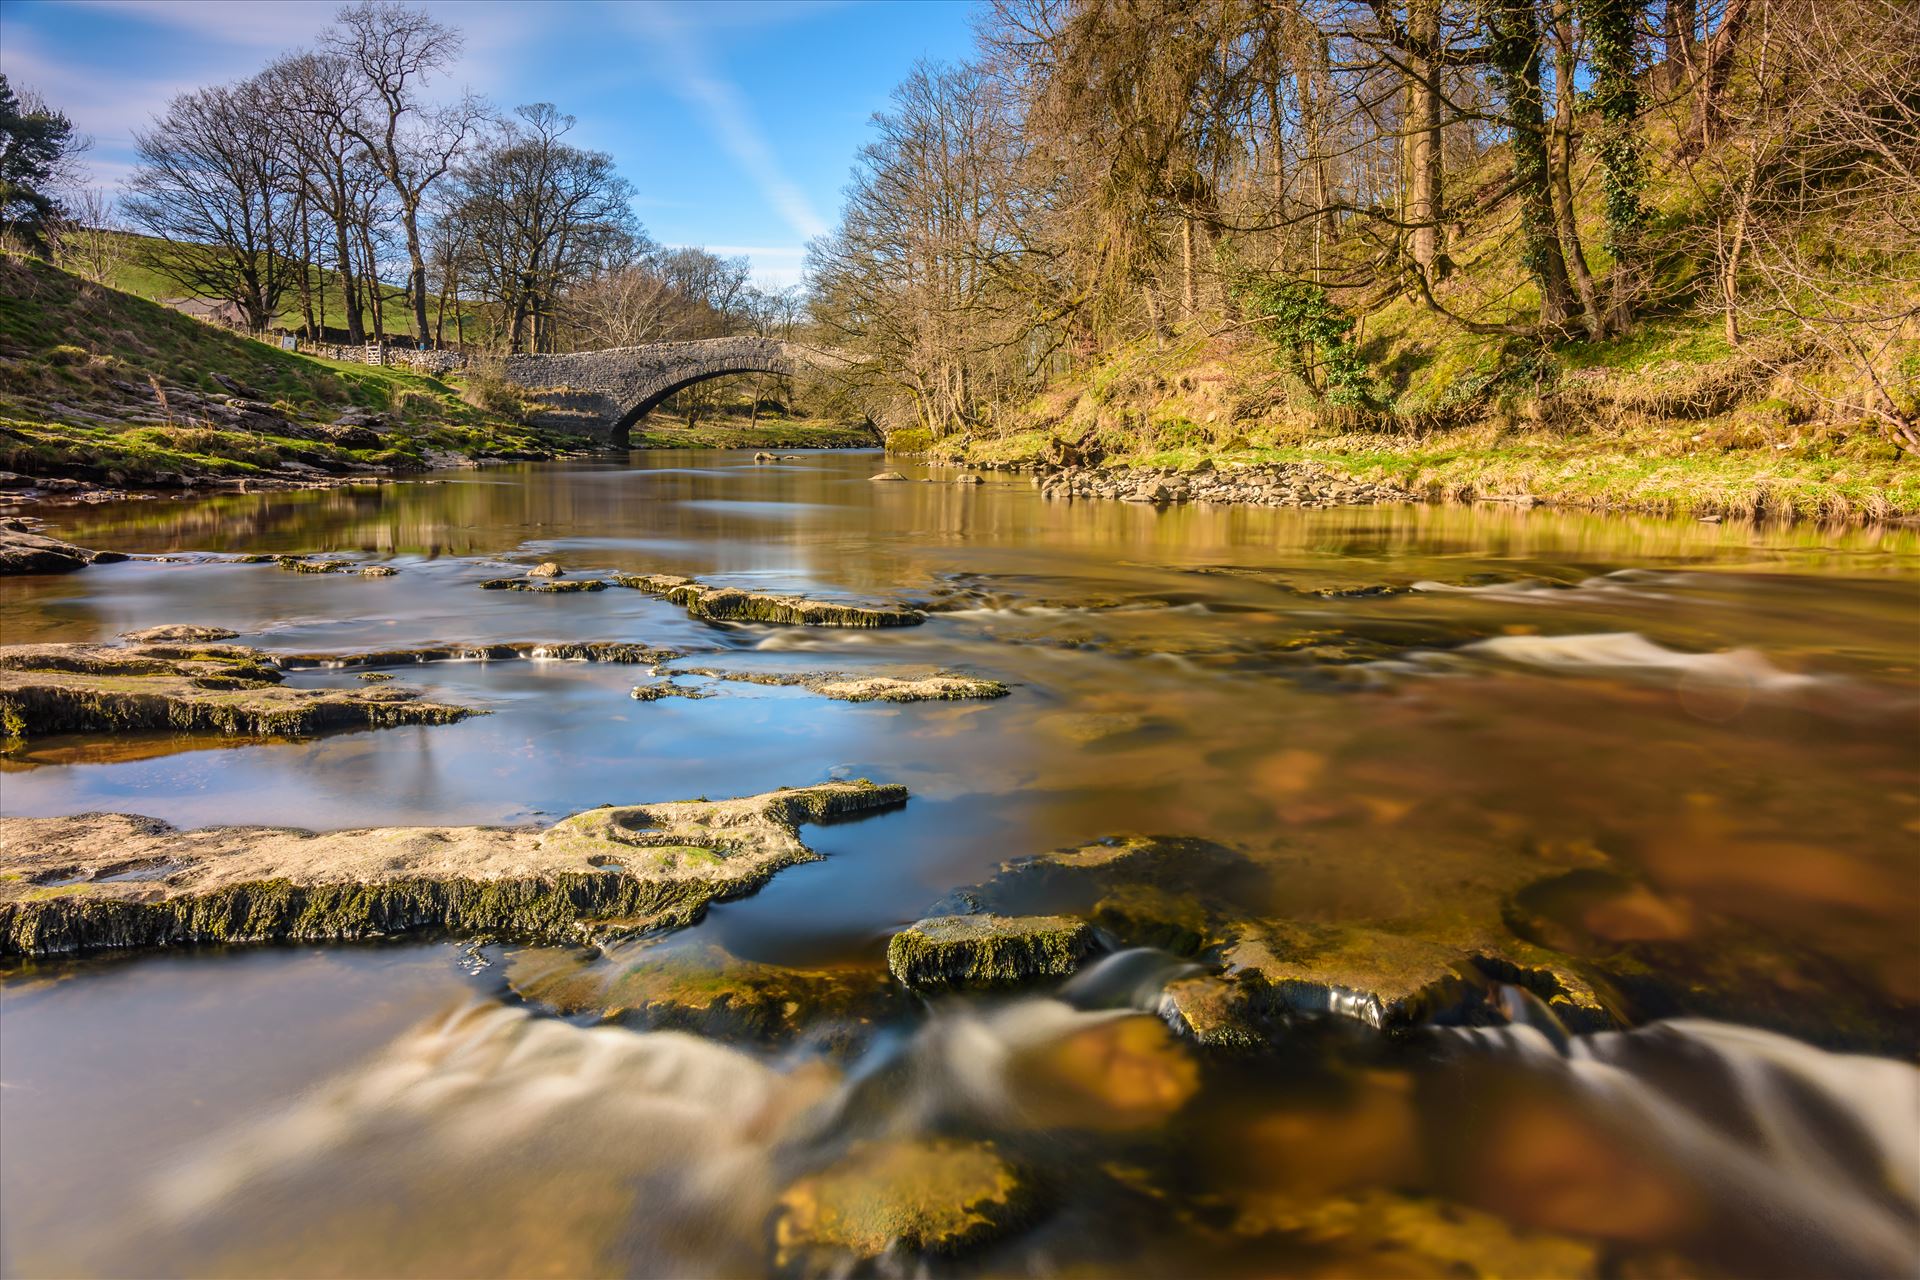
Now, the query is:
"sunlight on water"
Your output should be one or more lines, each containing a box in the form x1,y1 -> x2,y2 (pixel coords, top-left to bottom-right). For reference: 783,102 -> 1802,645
3,452 -> 1916,1276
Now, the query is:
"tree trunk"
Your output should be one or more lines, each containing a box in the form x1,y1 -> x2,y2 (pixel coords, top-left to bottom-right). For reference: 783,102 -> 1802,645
1489,0 -> 1580,327
1551,8 -> 1603,334
1662,0 -> 1700,90
402,212 -> 430,349
296,195 -> 317,341
1690,0 -> 1751,152
1180,215 -> 1198,322
1407,0 -> 1450,283
333,212 -> 363,345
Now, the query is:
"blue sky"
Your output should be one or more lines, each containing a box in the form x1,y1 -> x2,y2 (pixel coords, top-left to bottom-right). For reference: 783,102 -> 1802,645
0,0 -> 979,286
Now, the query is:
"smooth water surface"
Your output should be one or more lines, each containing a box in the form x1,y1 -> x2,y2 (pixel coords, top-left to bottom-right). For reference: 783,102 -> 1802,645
2,451 -> 1916,1277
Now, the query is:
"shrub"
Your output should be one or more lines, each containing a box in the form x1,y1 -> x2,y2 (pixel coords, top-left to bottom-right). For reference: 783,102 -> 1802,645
458,360 -> 524,422
1232,275 -> 1376,407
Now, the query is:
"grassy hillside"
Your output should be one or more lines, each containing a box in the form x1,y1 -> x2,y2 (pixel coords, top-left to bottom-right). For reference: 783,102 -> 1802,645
91,230 -> 470,340
922,128 -> 1920,522
0,255 -> 570,485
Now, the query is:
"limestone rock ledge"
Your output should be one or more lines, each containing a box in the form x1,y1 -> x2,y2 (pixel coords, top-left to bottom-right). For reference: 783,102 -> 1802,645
0,641 -> 475,740
612,573 -> 924,627
887,914 -> 1097,990
0,523 -> 127,575
0,780 -> 908,956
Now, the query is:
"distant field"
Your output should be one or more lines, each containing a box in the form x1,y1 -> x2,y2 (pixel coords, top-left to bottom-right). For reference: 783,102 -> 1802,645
94,230 -> 475,339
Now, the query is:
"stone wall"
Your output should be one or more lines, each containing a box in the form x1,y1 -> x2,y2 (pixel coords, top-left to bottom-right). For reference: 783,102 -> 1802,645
309,343 -> 466,377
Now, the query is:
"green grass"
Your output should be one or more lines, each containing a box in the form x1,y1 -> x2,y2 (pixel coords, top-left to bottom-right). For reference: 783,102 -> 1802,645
0,254 -> 581,481
626,416 -> 878,450
95,230 -> 469,339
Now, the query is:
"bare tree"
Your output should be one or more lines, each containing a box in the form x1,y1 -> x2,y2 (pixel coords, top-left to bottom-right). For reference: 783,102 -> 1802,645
325,1 -> 486,347
126,76 -> 297,330
449,104 -> 640,352
46,188 -> 124,285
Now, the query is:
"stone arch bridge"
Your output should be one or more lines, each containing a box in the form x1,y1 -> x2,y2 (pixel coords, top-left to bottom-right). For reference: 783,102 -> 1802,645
499,337 -> 849,446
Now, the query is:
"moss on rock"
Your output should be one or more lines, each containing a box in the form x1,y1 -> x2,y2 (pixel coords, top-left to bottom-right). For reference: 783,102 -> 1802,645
887,914 -> 1097,990
0,780 -> 908,956
773,1139 -> 1033,1265
611,573 -> 924,627
668,665 -> 1008,703
0,640 -> 474,740
479,577 -> 608,592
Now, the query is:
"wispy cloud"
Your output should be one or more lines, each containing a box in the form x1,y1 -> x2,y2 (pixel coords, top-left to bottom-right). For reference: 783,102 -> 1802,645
619,7 -> 829,242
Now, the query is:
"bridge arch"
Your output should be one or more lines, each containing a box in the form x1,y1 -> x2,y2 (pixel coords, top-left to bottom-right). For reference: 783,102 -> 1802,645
499,337 -> 838,447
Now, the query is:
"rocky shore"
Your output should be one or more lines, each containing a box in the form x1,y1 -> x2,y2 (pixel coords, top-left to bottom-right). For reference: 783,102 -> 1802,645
1037,459 -> 1415,508
0,780 -> 907,956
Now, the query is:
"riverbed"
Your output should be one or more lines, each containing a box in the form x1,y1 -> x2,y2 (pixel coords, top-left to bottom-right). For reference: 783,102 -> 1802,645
2,450 -> 1916,1278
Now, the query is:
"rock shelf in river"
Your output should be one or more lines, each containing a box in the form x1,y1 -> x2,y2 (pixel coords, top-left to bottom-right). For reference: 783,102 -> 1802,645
667,666 -> 1009,703
887,914 -> 1098,989
479,576 -> 608,592
0,641 -> 475,741
0,522 -> 126,575
270,640 -> 680,670
914,833 -> 1611,1042
0,779 -> 909,956
611,572 -> 925,627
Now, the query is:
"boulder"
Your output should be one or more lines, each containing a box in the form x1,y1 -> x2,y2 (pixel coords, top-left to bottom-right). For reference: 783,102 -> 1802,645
869,471 -> 909,482
526,561 -> 563,578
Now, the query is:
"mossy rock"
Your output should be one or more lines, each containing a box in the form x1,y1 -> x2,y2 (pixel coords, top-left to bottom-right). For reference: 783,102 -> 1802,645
887,914 -> 1097,990
773,1139 -> 1034,1265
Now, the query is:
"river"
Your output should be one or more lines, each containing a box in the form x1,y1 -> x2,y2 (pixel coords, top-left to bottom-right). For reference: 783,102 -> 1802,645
2,450 -> 1916,1277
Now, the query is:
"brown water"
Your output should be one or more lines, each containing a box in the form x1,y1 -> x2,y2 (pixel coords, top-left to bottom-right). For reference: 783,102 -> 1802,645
2,451 -> 1917,1278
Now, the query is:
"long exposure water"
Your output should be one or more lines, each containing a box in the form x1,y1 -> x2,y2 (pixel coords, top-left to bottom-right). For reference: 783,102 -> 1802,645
2,450 -> 1916,1277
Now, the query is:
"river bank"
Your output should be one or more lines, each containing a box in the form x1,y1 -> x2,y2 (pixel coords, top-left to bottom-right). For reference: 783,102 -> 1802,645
915,420 -> 1920,524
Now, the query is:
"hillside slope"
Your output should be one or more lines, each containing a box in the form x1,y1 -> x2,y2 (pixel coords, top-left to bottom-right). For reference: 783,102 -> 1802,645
0,256 -> 573,492
922,137 -> 1919,523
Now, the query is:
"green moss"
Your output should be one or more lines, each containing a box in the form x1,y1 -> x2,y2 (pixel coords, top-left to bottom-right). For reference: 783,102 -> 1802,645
886,914 -> 1097,990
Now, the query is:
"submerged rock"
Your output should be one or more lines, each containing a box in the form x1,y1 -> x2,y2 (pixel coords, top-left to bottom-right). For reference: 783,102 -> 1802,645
359,565 -> 398,578
611,573 -> 924,628
773,1139 -> 1032,1264
0,779 -> 908,956
479,577 -> 607,592
670,666 -> 1008,703
0,641 -> 474,741
506,938 -> 899,1048
869,471 -> 909,482
888,914 -> 1097,990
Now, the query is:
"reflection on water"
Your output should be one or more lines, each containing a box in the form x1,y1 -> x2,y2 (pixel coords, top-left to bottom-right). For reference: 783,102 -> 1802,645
2,452 -> 1917,1276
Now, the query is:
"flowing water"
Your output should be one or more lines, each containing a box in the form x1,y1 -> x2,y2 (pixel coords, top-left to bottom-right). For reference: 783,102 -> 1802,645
2,451 -> 1916,1277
